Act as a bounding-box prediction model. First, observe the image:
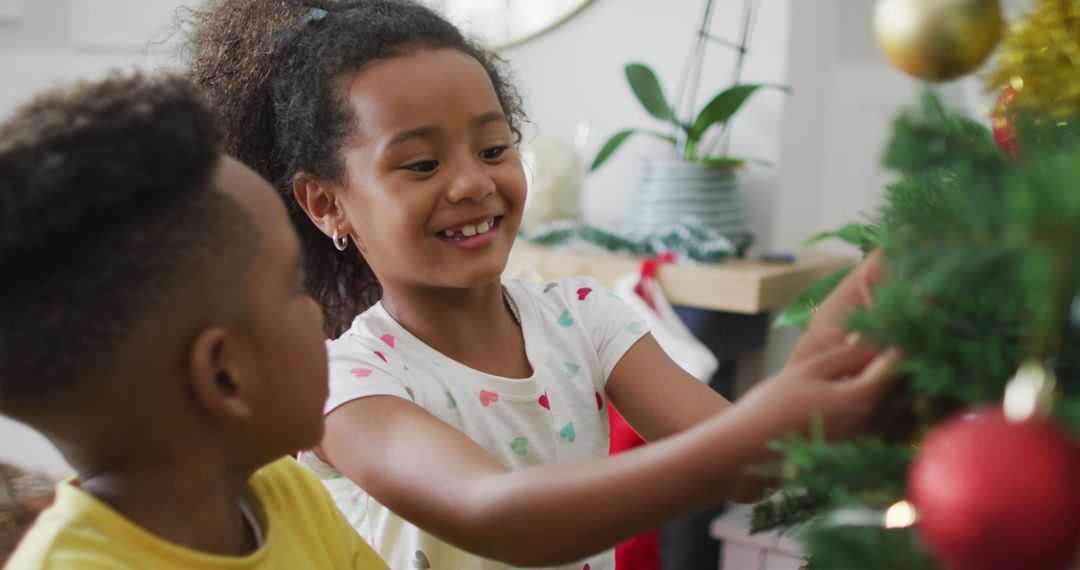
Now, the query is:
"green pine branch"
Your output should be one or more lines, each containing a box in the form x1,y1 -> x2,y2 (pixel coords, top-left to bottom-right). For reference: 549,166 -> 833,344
758,88 -> 1080,568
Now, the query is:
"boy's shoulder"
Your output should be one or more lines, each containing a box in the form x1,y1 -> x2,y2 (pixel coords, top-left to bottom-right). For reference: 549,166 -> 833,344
247,455 -> 332,507
247,458 -> 389,568
4,478 -> 133,569
5,458 -> 386,570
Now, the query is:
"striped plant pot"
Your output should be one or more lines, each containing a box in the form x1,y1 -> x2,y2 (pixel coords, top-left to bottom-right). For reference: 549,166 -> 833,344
628,158 -> 748,236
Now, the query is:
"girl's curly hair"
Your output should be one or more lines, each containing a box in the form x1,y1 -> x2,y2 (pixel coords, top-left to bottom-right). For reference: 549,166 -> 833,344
185,0 -> 526,336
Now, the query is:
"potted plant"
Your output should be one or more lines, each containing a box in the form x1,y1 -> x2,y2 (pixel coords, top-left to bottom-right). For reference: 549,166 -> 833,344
589,0 -> 787,247
590,62 -> 786,243
590,63 -> 783,171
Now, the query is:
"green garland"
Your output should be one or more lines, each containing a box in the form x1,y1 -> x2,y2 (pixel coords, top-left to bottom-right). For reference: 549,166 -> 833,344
520,220 -> 752,263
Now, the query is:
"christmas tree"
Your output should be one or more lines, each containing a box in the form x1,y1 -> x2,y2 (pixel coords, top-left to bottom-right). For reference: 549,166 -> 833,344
760,1 -> 1080,568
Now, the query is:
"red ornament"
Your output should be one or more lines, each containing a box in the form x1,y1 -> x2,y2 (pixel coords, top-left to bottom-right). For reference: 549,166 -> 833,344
991,84 -> 1020,157
907,408 -> 1080,570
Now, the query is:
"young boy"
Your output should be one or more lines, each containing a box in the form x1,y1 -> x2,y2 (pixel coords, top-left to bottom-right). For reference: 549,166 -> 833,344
0,73 -> 387,569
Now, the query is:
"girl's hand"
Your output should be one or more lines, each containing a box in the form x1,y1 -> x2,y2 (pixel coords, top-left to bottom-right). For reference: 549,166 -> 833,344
738,340 -> 903,442
788,249 -> 885,365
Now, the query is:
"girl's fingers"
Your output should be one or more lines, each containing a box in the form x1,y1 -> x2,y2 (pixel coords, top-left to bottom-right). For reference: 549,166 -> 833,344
819,248 -> 884,318
795,250 -> 885,359
854,248 -> 885,305
848,348 -> 904,394
801,342 -> 885,379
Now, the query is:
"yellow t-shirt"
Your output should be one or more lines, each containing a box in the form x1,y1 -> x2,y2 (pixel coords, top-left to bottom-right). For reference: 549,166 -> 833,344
4,457 -> 388,569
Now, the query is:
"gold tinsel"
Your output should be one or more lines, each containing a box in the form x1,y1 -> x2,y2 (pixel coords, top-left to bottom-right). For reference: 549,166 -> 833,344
989,0 -> 1080,117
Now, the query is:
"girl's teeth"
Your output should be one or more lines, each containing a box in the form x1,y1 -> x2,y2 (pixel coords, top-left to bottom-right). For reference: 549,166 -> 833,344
442,218 -> 495,239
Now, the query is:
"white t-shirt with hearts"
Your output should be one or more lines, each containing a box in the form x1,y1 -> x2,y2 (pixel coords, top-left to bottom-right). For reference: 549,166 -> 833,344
299,276 -> 649,570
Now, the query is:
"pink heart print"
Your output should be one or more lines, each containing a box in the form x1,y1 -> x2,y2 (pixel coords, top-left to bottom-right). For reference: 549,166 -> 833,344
480,390 -> 499,407
538,392 -> 550,409
595,392 -> 603,410
577,287 -> 593,301
380,334 -> 395,348
350,368 -> 373,378
374,350 -> 387,362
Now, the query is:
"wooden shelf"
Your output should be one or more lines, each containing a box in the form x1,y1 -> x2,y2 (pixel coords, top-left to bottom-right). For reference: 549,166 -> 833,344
505,245 -> 854,314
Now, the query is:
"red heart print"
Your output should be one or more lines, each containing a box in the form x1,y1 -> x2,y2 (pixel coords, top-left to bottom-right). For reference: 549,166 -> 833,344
480,390 -> 499,407
538,392 -> 550,409
380,334 -> 395,348
350,368 -> 373,378
595,392 -> 603,410
374,350 -> 387,362
577,287 -> 593,301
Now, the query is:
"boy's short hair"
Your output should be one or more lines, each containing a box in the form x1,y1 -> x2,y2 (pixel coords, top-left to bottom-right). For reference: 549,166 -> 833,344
0,73 -> 255,418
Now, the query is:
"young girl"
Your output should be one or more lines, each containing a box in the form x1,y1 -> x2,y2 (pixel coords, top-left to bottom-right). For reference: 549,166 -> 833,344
187,2 -> 899,568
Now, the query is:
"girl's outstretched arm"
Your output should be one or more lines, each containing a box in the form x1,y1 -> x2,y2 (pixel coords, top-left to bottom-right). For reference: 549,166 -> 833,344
318,342 -> 900,567
603,333 -> 762,502
604,251 -> 888,502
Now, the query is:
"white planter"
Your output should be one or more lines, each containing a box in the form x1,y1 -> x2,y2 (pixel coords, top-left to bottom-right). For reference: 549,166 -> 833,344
629,158 -> 748,237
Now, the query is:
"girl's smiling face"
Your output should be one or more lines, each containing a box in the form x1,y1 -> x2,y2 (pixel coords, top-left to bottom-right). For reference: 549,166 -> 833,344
334,47 -> 526,293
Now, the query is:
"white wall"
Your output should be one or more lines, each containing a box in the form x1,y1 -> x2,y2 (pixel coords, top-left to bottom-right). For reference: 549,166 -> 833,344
773,0 -> 1027,253
504,0 -> 988,253
505,0 -> 792,246
0,417 -> 70,477
502,0 -> 1008,379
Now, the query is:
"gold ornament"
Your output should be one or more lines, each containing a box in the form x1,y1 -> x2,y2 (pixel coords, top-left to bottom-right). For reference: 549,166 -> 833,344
875,0 -> 1004,81
989,0 -> 1080,118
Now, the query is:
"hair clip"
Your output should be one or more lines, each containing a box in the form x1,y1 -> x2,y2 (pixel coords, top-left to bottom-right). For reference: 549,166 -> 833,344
270,7 -> 328,48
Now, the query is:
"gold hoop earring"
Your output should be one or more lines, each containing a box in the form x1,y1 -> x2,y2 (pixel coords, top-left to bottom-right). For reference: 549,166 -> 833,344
332,228 -> 349,251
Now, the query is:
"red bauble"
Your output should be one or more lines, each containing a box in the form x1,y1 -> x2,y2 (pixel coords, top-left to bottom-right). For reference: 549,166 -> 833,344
907,408 -> 1080,570
991,84 -> 1020,157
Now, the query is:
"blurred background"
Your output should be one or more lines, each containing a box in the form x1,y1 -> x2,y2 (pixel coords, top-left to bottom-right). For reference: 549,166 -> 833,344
0,0 -> 1023,477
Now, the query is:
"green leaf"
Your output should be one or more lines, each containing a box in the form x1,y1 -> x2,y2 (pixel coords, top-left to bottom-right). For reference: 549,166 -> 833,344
700,157 -> 743,168
772,268 -> 852,330
803,223 -> 882,250
689,84 -> 789,142
625,63 -> 676,124
701,156 -> 774,168
589,129 -> 677,172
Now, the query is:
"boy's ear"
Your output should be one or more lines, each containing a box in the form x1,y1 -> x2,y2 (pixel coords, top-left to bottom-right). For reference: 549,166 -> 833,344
188,327 -> 253,422
292,172 -> 350,241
